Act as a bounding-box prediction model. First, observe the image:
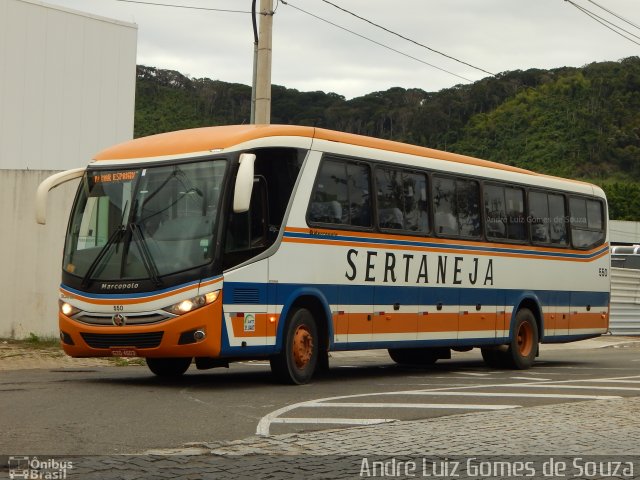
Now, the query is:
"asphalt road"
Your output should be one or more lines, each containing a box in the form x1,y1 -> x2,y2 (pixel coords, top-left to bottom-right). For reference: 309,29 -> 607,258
1,342 -> 640,456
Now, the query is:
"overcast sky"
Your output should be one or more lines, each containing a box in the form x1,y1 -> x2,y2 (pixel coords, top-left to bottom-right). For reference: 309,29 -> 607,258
41,0 -> 640,99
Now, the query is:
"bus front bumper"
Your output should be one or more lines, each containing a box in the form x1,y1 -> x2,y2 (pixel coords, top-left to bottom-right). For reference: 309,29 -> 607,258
58,301 -> 223,358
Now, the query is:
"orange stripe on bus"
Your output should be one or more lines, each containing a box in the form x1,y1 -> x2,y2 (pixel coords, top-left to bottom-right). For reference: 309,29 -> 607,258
286,227 -> 608,256
458,313 -> 498,332
284,237 -> 608,262
571,313 -> 609,329
417,313 -> 459,333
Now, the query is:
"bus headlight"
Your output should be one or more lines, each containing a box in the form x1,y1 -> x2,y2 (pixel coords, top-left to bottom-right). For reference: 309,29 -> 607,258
59,300 -> 80,317
163,291 -> 220,316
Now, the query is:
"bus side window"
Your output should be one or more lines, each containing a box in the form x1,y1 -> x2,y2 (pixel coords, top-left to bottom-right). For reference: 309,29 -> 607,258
505,187 -> 526,241
433,177 -> 459,235
484,185 -> 507,239
376,167 -> 429,233
308,158 -> 372,228
485,185 -> 526,242
529,192 -> 550,243
548,193 -> 567,245
570,197 -> 605,249
433,176 -> 480,238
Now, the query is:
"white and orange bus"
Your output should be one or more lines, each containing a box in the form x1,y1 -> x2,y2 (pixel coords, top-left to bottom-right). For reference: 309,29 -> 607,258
36,125 -> 610,384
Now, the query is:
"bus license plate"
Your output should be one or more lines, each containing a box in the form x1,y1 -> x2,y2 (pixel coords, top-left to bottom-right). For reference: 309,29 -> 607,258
110,348 -> 137,357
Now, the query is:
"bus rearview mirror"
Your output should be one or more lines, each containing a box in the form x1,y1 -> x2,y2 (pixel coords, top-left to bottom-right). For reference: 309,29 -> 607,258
35,167 -> 85,224
233,153 -> 256,213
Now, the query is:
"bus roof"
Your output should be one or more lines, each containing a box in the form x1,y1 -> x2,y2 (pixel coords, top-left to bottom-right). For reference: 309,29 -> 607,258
92,124 -> 579,182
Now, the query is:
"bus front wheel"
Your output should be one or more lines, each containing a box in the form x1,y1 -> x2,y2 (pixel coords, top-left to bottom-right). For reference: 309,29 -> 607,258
146,357 -> 192,378
270,307 -> 318,385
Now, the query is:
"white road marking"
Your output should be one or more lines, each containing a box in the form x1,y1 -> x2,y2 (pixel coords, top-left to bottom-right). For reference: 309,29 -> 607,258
510,376 -> 552,381
399,391 -> 620,400
256,374 -> 637,435
306,402 -> 518,410
269,417 -> 395,426
506,384 -> 640,392
456,372 -> 493,377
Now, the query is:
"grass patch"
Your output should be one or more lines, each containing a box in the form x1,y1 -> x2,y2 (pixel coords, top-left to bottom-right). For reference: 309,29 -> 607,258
0,333 -> 60,350
109,357 -> 146,367
24,333 -> 60,348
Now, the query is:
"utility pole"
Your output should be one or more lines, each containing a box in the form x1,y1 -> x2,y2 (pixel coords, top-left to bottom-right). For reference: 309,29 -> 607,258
251,0 -> 273,124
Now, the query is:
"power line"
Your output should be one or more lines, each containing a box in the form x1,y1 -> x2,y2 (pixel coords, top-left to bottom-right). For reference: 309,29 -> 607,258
280,0 -> 474,83
565,0 -> 640,46
320,0 -> 495,77
112,0 -> 251,14
584,0 -> 640,31
577,1 -> 640,41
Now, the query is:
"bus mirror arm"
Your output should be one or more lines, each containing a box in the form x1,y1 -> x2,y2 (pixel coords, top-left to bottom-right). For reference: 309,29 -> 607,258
233,153 -> 256,213
35,167 -> 85,225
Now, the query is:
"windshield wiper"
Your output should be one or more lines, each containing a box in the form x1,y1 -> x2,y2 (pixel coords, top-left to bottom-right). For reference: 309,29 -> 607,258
81,226 -> 126,288
130,223 -> 163,288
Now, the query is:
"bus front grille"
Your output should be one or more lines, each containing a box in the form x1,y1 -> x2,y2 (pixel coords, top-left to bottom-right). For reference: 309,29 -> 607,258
80,332 -> 164,349
74,312 -> 170,325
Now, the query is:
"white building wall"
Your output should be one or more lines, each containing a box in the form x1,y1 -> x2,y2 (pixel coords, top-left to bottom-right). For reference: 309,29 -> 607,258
0,171 -> 79,338
0,0 -> 137,338
0,0 -> 137,170
610,220 -> 640,245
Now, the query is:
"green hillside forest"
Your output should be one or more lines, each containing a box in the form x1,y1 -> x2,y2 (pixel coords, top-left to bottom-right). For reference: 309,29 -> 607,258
134,57 -> 640,220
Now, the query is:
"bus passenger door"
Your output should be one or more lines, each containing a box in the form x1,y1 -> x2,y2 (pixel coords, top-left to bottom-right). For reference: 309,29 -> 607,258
223,177 -> 272,347
418,286 -> 459,344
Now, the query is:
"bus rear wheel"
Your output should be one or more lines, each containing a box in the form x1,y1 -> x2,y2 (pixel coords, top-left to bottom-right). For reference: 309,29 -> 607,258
482,308 -> 538,370
146,357 -> 192,378
270,308 -> 318,385
506,308 -> 538,369
388,348 -> 440,366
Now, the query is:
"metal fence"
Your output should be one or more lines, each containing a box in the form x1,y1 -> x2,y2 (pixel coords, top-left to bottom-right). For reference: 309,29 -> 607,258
610,267 -> 640,335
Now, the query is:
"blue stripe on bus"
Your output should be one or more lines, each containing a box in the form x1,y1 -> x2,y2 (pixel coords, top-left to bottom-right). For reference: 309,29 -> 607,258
223,282 -> 610,308
284,231 -> 609,260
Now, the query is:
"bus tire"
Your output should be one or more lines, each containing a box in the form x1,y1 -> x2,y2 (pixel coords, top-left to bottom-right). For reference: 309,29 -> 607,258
270,308 -> 318,385
146,357 -> 192,377
505,308 -> 539,369
388,348 -> 439,366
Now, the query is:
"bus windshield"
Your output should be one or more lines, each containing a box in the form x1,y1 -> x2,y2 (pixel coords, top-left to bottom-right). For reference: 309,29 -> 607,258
63,159 -> 227,283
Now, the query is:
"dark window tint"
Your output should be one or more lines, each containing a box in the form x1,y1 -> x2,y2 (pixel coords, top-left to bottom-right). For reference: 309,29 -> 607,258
376,168 -> 429,233
569,197 -> 605,248
548,194 -> 567,245
529,192 -> 568,245
308,159 -> 372,228
433,176 -> 481,238
529,192 -> 550,243
484,185 -> 526,241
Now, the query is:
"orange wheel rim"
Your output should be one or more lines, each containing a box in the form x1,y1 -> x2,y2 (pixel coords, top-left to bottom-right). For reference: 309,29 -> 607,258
293,325 -> 313,369
516,322 -> 534,356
